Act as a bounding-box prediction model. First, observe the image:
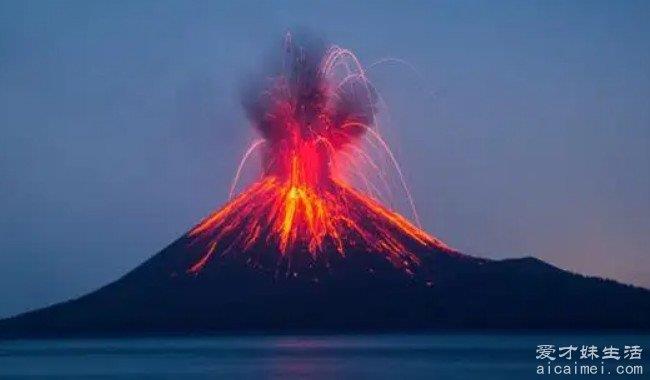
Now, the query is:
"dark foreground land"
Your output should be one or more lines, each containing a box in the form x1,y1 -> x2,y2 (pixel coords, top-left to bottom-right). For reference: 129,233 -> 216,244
1,233 -> 649,338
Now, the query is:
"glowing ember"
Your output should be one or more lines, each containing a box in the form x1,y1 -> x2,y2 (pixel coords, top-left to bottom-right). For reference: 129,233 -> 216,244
188,35 -> 454,274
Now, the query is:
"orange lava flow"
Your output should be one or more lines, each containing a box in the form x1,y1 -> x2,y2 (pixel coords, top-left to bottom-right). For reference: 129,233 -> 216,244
186,37 -> 454,274
187,164 -> 454,274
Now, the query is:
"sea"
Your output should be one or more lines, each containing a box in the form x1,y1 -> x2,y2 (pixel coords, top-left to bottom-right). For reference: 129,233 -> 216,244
0,334 -> 647,379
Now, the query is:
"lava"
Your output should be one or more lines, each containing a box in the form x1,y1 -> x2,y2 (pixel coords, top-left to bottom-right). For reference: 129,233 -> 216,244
188,35 -> 454,274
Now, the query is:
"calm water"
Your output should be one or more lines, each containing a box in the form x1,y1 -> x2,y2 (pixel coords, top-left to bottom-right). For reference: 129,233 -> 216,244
0,334 -> 647,379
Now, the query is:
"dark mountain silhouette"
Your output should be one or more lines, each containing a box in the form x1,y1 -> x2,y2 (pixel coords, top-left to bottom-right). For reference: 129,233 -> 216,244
1,230 -> 649,338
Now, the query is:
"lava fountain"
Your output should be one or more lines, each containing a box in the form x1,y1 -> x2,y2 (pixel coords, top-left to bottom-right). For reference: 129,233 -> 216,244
187,35 -> 455,275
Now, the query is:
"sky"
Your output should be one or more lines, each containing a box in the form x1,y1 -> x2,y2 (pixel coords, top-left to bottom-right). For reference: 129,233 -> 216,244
1,0 -> 649,318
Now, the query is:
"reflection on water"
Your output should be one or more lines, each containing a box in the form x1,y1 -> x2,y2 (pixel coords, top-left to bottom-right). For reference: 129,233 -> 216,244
0,334 -> 647,379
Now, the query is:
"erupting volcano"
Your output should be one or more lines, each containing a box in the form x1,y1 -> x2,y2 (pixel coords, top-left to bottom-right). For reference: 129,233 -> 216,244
2,35 -> 648,338
186,36 -> 454,276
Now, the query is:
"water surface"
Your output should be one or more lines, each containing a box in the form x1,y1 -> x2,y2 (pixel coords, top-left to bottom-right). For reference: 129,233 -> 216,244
1,334 -> 647,379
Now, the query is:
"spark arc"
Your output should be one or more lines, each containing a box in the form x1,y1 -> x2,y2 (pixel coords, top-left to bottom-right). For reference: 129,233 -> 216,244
188,36 -> 454,275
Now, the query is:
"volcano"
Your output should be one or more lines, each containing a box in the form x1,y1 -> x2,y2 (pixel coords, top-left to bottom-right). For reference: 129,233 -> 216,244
1,37 -> 649,337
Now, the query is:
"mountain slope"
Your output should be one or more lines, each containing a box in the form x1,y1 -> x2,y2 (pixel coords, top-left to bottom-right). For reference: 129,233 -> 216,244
1,233 -> 648,338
